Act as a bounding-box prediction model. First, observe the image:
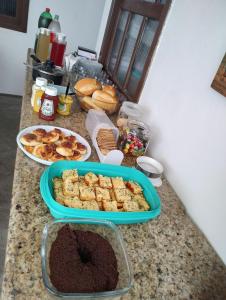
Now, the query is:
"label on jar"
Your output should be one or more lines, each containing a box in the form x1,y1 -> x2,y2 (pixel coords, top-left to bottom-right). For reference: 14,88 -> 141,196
41,99 -> 54,116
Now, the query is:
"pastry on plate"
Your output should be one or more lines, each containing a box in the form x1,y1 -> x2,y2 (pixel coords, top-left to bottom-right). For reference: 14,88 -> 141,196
76,143 -> 87,155
42,131 -> 59,144
56,141 -> 74,157
66,150 -> 82,161
20,133 -> 41,146
32,128 -> 47,141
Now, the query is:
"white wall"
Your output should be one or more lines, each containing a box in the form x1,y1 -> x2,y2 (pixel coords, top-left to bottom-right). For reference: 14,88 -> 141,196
0,0 -> 105,95
95,0 -> 112,56
139,0 -> 226,264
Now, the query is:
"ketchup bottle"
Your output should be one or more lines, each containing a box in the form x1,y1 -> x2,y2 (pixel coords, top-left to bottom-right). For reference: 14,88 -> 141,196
39,86 -> 58,121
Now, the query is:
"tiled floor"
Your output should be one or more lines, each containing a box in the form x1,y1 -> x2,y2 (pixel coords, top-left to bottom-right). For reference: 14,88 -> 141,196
0,94 -> 21,292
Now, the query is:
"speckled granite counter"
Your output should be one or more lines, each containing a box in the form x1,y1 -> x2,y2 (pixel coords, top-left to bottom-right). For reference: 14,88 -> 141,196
1,70 -> 226,300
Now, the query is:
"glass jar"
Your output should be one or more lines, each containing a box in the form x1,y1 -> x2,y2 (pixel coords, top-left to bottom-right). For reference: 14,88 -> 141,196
118,119 -> 150,157
117,101 -> 143,131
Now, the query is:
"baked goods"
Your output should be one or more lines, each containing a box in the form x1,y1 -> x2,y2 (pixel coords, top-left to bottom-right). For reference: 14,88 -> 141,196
102,85 -> 116,97
80,96 -> 103,111
74,78 -> 101,96
92,90 -> 118,113
20,127 -> 87,162
49,225 -> 118,293
75,78 -> 118,114
53,170 -> 150,212
96,129 -> 117,155
20,133 -> 41,146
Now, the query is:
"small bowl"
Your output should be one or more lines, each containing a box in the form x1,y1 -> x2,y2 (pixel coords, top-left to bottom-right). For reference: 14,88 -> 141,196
136,156 -> 164,187
41,218 -> 133,299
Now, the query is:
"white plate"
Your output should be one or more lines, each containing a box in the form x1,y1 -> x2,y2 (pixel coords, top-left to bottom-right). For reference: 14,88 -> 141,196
16,125 -> 91,165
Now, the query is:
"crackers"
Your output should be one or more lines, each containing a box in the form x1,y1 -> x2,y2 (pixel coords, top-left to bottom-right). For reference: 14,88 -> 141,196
96,129 -> 117,155
52,169 -> 150,212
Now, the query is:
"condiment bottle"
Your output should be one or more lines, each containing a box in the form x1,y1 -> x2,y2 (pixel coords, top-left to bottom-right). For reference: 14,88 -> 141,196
57,95 -> 73,116
31,77 -> 47,112
36,28 -> 50,62
50,33 -> 67,67
39,86 -> 58,121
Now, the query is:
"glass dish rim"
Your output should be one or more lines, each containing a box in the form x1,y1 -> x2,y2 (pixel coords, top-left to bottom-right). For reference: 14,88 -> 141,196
41,217 -> 133,298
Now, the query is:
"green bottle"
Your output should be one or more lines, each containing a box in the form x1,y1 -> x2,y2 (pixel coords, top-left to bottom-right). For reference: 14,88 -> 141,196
38,8 -> 52,28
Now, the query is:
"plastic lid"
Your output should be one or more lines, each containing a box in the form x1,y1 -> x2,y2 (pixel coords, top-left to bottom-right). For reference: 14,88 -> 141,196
45,86 -> 57,97
46,8 -> 50,12
36,77 -> 47,87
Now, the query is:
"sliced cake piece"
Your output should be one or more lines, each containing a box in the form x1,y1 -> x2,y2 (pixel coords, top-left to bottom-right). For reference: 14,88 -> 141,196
99,175 -> 112,189
123,200 -> 140,212
114,188 -> 131,203
102,200 -> 118,212
79,186 -> 96,201
62,169 -> 78,181
126,181 -> 142,194
95,187 -> 111,201
112,177 -> 125,189
84,172 -> 99,186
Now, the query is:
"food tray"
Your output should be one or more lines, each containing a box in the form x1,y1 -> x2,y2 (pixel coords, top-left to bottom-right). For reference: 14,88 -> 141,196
16,125 -> 91,165
40,161 -> 161,224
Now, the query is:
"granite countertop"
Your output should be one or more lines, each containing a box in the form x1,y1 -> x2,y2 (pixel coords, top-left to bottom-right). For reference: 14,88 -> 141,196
1,69 -> 226,300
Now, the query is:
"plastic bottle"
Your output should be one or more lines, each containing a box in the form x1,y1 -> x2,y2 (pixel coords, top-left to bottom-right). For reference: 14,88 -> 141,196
38,8 -> 52,28
36,28 -> 50,62
50,33 -> 67,67
39,87 -> 59,121
31,77 -> 48,112
48,15 -> 61,33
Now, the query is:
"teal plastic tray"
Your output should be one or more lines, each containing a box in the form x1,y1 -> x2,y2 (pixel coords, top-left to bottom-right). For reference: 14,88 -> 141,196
40,161 -> 161,224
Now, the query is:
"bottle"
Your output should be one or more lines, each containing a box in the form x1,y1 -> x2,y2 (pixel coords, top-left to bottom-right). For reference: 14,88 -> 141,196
31,77 -> 47,112
36,28 -> 50,62
48,15 -> 61,33
39,87 -> 59,121
34,8 -> 52,53
38,8 -> 52,28
50,33 -> 67,67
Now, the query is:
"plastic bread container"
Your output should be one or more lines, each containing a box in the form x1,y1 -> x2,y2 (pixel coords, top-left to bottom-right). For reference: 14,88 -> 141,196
40,161 -> 161,224
85,109 -> 124,165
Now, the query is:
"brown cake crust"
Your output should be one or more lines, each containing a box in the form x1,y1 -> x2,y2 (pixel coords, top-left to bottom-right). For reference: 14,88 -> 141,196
49,225 -> 118,293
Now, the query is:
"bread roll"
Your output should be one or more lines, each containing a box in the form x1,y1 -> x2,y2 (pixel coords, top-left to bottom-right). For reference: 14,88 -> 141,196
102,85 -> 116,97
80,96 -> 103,111
92,90 -> 117,104
92,90 -> 118,113
74,78 -> 101,96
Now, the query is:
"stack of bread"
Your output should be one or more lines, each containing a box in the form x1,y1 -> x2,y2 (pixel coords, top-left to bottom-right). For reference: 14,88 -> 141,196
74,78 -> 118,114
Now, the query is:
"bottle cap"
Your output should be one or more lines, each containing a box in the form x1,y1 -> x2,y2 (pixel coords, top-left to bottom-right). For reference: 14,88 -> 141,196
36,77 -> 47,87
45,86 -> 58,97
46,8 -> 50,12
39,27 -> 46,34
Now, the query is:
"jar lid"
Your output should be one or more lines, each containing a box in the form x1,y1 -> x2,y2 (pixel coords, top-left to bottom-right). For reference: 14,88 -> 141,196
36,77 -> 47,87
121,101 -> 143,117
45,86 -> 57,96
127,119 -> 150,135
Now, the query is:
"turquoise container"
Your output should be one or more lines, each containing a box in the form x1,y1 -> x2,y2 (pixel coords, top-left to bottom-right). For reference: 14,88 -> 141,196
40,161 -> 161,224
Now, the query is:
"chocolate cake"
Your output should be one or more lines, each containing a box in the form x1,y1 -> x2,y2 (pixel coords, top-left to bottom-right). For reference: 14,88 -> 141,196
49,225 -> 119,293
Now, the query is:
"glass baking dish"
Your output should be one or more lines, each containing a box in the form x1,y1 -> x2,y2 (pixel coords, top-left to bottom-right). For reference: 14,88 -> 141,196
41,218 -> 133,299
